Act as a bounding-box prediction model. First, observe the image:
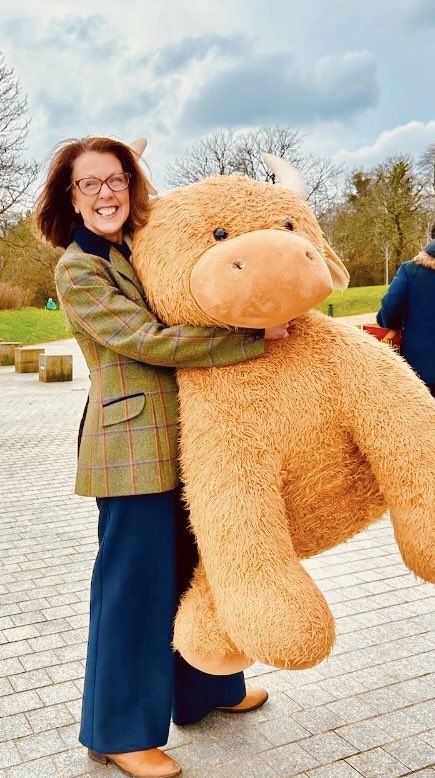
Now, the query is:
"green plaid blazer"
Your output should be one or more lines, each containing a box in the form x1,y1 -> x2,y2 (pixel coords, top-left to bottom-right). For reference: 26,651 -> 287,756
55,233 -> 264,497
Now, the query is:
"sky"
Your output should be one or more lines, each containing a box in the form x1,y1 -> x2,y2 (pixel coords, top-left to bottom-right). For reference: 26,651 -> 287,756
1,0 -> 435,193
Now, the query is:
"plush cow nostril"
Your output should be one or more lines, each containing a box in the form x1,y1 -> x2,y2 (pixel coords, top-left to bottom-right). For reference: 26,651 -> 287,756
231,260 -> 244,270
305,251 -> 316,262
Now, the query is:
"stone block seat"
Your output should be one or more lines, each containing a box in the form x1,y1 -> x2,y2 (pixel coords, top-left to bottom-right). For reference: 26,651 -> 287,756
39,353 -> 73,382
0,342 -> 23,366
15,346 -> 45,373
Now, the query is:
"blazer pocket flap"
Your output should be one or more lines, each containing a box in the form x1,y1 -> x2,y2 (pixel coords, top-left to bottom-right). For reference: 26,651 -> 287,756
102,392 -> 146,426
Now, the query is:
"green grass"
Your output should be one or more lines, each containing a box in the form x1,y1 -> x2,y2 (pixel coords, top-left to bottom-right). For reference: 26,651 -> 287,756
0,287 -> 388,344
316,285 -> 387,317
0,307 -> 70,345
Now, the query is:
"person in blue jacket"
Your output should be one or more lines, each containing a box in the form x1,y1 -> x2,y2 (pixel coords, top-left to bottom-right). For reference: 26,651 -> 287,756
377,227 -> 435,397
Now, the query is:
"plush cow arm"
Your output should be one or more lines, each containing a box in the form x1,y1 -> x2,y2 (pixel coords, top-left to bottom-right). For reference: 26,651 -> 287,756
339,326 -> 435,583
176,440 -> 335,673
173,560 -> 252,675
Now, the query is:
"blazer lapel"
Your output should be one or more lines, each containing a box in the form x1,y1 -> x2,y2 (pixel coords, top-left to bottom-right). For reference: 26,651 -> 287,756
109,246 -> 145,297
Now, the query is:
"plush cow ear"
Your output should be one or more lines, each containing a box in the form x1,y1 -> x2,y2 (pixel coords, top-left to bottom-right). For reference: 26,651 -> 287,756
323,240 -> 349,290
127,138 -> 158,196
263,153 -> 309,200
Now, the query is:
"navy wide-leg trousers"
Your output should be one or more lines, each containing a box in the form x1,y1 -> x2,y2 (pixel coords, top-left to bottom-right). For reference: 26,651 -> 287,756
79,489 -> 245,753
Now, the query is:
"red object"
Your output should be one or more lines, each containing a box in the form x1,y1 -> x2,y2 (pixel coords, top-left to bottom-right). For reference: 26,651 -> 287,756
362,325 -> 402,354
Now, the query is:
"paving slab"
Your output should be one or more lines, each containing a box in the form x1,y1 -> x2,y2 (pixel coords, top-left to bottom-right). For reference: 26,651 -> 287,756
0,335 -> 434,777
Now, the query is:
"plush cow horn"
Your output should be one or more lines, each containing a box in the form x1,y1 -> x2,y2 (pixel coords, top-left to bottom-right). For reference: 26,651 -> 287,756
128,138 -> 148,158
263,153 -> 309,200
128,138 -> 158,196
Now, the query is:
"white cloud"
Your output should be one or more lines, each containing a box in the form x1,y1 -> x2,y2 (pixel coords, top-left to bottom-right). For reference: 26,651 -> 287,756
333,121 -> 435,168
407,0 -> 435,28
0,0 -> 434,195
179,48 -> 379,133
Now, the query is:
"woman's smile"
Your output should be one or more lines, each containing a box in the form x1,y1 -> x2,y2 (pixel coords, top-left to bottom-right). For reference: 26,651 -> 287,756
72,151 -> 130,243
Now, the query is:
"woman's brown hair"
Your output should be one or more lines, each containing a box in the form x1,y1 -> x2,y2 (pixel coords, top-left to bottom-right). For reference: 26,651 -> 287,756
35,137 -> 153,248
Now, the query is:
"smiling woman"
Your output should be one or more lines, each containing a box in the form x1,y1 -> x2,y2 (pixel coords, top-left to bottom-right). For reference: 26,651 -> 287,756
70,153 -> 131,243
35,137 -> 151,249
32,135 -> 272,778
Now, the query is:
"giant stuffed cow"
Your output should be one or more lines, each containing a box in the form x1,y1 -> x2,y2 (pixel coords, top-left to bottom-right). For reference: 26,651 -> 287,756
130,150 -> 435,675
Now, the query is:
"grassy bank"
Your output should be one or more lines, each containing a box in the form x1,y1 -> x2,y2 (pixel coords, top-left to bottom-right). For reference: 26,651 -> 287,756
0,287 -> 388,345
0,307 -> 70,345
316,285 -> 387,317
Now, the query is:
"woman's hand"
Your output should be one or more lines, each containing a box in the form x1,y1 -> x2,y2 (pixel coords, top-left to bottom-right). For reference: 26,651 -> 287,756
264,323 -> 289,340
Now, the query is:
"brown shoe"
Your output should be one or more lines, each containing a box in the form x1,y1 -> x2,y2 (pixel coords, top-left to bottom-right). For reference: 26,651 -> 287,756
88,748 -> 182,778
215,687 -> 269,713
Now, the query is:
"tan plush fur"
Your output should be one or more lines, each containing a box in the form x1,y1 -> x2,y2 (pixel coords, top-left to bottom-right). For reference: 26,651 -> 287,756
132,175 -> 435,673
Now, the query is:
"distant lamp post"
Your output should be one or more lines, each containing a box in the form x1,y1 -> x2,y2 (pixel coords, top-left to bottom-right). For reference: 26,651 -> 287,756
384,243 -> 390,285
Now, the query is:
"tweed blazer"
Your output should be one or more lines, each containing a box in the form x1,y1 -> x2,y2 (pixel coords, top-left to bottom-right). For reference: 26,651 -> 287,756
55,236 -> 264,497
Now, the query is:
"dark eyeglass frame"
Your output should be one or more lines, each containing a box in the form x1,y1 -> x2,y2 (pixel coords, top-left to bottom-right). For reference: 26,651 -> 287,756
72,172 -> 131,195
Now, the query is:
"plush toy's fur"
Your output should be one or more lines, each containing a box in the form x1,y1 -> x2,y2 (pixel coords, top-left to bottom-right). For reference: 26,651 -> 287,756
132,174 -> 435,674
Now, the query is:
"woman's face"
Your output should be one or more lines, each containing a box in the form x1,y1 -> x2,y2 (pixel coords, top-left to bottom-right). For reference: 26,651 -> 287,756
71,151 -> 130,243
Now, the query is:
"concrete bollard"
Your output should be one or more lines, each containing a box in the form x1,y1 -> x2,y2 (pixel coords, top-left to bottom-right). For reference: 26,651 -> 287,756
15,347 -> 45,373
0,342 -> 23,366
39,354 -> 73,382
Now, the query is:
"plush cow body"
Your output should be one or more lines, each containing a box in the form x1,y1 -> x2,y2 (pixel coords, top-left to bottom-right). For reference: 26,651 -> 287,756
133,171 -> 435,673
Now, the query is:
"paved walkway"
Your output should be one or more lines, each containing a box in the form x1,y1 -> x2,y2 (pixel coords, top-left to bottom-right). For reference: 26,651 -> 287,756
335,313 -> 377,326
0,330 -> 434,777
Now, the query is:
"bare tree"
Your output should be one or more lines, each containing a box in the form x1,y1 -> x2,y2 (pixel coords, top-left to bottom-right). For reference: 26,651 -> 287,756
417,141 -> 435,234
300,154 -> 344,217
231,125 -> 304,181
166,129 -> 237,186
0,214 -> 61,305
325,156 -> 427,285
166,125 -> 343,216
418,141 -> 435,195
0,52 -> 38,230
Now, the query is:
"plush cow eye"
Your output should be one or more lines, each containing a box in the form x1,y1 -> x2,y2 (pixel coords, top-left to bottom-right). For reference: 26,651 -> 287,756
283,219 -> 294,231
213,228 -> 228,240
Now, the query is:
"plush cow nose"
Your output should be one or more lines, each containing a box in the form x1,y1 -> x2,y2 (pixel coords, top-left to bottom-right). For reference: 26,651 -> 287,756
190,228 -> 334,328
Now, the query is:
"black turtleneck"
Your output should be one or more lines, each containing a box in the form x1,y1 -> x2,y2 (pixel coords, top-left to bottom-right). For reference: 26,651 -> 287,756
73,224 -> 131,262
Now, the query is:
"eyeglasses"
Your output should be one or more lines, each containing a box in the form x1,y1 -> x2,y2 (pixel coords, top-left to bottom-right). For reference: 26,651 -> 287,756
72,172 -> 131,196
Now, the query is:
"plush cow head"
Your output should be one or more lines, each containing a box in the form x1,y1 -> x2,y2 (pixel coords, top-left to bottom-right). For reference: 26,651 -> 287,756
132,155 -> 348,328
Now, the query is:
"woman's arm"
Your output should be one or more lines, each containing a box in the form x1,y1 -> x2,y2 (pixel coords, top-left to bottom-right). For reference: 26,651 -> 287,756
376,265 -> 409,330
55,251 -> 265,369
